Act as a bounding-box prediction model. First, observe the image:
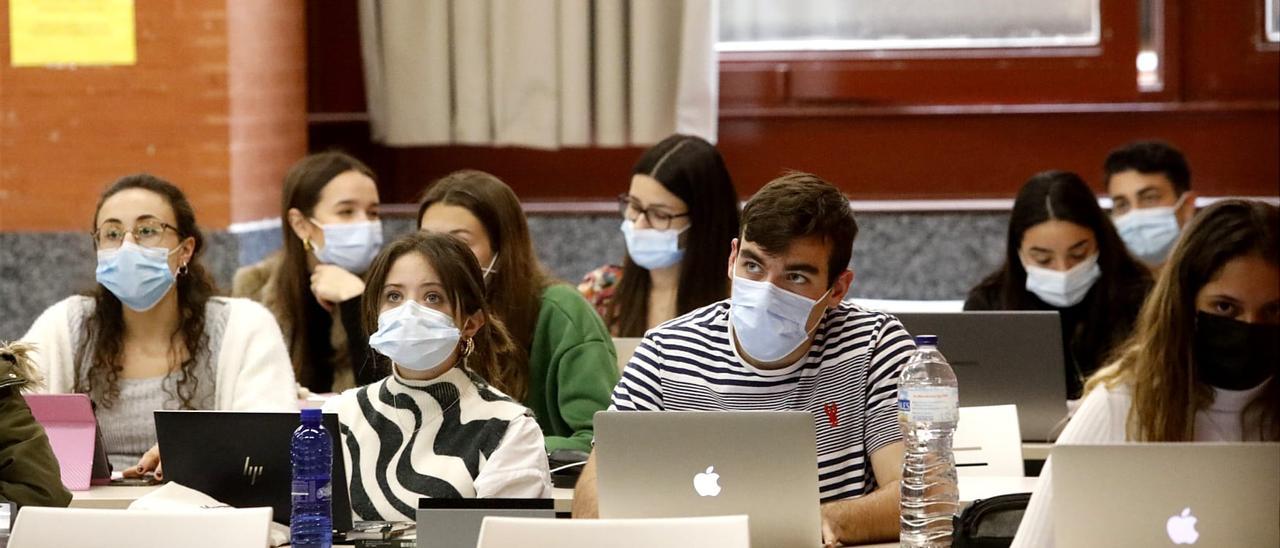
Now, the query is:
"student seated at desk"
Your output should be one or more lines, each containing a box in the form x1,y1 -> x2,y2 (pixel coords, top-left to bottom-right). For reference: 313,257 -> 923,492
326,232 -> 552,522
1103,140 -> 1197,269
1011,199 -> 1280,547
418,171 -> 619,453
966,171 -> 1152,401
573,173 -> 915,547
578,134 -> 741,336
234,152 -> 383,393
0,341 -> 71,508
22,174 -> 297,475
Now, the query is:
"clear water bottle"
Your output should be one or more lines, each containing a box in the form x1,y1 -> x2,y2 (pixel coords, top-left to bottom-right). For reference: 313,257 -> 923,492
898,335 -> 960,547
290,408 -> 333,548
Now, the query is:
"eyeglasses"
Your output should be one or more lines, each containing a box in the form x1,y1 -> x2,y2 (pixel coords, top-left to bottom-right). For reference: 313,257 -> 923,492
618,194 -> 689,230
92,220 -> 179,249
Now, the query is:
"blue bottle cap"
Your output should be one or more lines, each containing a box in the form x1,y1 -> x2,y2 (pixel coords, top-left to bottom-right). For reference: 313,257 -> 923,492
300,408 -> 322,421
915,335 -> 938,346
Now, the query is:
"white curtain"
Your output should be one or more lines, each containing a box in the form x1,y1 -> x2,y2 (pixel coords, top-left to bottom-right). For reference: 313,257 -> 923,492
358,0 -> 718,149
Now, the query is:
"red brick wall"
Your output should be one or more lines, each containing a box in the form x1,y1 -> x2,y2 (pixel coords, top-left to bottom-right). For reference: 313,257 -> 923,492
228,0 -> 307,224
0,0 -> 306,232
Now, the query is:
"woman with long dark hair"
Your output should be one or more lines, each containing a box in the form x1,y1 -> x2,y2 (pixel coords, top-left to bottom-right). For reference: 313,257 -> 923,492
966,171 -> 1153,401
233,152 -> 384,392
1011,200 -> 1279,546
418,170 -> 618,453
579,135 -> 741,337
326,232 -> 551,522
23,174 -> 296,475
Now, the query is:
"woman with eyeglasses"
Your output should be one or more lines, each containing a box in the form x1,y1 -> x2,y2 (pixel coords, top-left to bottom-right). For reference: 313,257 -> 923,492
21,174 -> 297,477
578,135 -> 741,337
233,152 -> 384,393
417,170 -> 618,453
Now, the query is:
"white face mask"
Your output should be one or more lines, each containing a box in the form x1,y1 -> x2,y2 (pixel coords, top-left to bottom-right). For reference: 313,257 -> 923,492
1114,194 -> 1186,264
368,301 -> 461,372
729,275 -> 830,364
620,219 -> 686,270
1023,253 -> 1102,308
312,220 -> 384,274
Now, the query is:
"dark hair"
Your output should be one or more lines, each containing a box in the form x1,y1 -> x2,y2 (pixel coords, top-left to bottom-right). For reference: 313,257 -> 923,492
76,174 -> 217,409
1103,141 -> 1191,194
1090,199 -> 1279,441
739,172 -> 856,287
361,232 -> 525,400
970,171 -> 1152,388
274,151 -> 376,389
608,135 -> 741,336
417,170 -> 550,370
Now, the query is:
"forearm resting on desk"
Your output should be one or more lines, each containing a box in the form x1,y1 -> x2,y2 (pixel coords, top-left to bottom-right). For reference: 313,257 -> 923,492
821,480 -> 901,546
571,449 -> 600,518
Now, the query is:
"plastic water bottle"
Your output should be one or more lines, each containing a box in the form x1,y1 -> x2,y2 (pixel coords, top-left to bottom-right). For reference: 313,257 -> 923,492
290,408 -> 333,548
898,335 -> 960,547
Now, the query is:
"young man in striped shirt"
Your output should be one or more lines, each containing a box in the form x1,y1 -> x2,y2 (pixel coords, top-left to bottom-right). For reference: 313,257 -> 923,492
573,172 -> 915,546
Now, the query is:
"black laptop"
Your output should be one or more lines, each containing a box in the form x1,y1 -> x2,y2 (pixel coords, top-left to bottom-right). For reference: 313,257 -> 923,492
894,311 -> 1070,441
155,410 -> 353,532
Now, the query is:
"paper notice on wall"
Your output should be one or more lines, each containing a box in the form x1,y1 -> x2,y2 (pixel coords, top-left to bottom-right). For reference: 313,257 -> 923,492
9,0 -> 136,66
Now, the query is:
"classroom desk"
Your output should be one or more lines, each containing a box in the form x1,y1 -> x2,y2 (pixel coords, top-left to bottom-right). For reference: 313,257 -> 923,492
72,476 -> 1036,516
71,485 -> 579,513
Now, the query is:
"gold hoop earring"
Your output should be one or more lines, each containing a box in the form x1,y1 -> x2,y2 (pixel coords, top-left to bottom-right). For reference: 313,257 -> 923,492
462,337 -> 475,358
303,238 -> 312,252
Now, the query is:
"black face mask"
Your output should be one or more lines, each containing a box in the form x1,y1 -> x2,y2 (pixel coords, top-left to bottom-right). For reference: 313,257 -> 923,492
1193,312 -> 1280,391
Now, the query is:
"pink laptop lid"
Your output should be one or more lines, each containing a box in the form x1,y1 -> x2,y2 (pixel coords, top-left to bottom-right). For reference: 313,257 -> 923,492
23,394 -> 97,491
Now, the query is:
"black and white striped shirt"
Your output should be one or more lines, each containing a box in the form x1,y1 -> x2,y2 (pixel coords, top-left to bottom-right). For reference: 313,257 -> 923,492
610,300 -> 914,502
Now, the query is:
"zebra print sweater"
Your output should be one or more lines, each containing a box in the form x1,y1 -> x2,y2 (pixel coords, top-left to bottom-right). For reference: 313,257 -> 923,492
327,366 -> 552,522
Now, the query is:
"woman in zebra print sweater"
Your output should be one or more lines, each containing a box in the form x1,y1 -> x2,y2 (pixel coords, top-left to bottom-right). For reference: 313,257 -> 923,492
325,232 -> 552,522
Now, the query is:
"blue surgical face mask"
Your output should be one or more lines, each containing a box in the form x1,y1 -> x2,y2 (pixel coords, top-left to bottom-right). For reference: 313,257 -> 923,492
312,220 -> 383,274
1114,194 -> 1187,264
1023,253 -> 1101,308
95,241 -> 181,312
729,275 -> 831,364
368,300 -> 462,372
621,219 -> 686,270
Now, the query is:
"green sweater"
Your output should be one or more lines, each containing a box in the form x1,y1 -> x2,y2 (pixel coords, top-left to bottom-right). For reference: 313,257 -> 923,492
525,284 -> 620,453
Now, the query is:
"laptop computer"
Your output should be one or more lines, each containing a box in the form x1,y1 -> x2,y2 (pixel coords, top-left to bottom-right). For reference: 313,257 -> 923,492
893,311 -> 1068,441
154,410 -> 353,532
23,394 -> 111,490
415,498 -> 554,548
594,411 -> 822,547
1052,443 -> 1280,547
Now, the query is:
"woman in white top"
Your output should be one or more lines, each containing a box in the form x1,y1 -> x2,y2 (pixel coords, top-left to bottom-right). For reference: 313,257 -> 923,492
1012,199 -> 1279,547
22,174 -> 298,475
326,231 -> 551,522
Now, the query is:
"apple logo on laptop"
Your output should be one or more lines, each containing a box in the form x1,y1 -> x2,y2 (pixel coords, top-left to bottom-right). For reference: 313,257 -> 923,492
693,466 -> 721,497
1166,507 -> 1199,544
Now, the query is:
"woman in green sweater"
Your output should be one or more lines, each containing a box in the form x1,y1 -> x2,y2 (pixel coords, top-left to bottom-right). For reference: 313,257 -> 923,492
418,170 -> 619,453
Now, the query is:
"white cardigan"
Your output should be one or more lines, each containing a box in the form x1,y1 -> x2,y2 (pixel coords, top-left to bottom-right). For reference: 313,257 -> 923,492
21,296 -> 298,411
1011,379 -> 1271,548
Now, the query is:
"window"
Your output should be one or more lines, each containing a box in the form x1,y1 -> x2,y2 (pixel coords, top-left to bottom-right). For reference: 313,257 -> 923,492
719,0 -> 1100,51
718,1 -> 1143,108
1268,0 -> 1280,42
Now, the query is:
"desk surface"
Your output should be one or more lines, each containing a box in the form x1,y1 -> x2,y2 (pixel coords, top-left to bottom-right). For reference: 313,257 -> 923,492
72,476 -> 1036,515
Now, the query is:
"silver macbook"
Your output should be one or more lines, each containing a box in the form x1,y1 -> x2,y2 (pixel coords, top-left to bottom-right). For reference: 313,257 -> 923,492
1052,443 -> 1280,548
594,410 -> 821,547
894,311 -> 1068,441
415,498 -> 553,548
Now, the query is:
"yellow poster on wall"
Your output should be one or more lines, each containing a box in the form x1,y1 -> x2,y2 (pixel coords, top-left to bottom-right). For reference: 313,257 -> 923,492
9,0 -> 136,66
